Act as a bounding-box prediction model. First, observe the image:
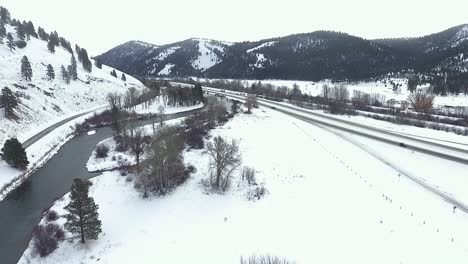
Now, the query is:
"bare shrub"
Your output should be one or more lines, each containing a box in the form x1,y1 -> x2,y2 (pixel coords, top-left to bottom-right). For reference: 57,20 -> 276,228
240,254 -> 295,264
186,126 -> 206,149
247,185 -> 269,201
45,210 -> 59,222
245,95 -> 258,113
241,167 -> 256,185
95,144 -> 110,159
321,84 -> 331,100
408,91 -> 435,113
32,224 -> 65,257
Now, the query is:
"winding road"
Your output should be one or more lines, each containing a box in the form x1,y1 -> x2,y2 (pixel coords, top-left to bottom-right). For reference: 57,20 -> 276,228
0,108 -> 204,264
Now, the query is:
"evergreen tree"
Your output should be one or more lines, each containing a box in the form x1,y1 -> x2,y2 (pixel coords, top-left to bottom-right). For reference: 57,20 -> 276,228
46,64 -> 55,81
37,27 -> 49,41
47,39 -> 55,53
0,20 -> 6,44
48,31 -> 59,47
61,65 -> 70,84
1,87 -> 18,118
0,6 -> 11,23
70,54 -> 78,80
80,48 -> 92,72
1,138 -> 29,169
193,83 -> 204,103
16,23 -> 25,41
64,178 -> 102,243
94,58 -> 103,69
407,76 -> 419,93
75,45 -> 82,62
21,56 -> 33,81
24,21 -> 37,38
6,33 -> 15,51
110,69 -> 117,78
121,73 -> 126,81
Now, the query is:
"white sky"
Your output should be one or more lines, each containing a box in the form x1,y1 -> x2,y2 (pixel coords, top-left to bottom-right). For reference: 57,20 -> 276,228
2,0 -> 467,55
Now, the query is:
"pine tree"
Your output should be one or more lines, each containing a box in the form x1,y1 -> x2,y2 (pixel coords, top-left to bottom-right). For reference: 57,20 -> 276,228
47,39 -> 55,53
75,45 -> 82,62
21,56 -> 33,81
37,27 -> 48,41
110,69 -> 117,78
70,54 -> 78,80
16,23 -> 25,41
121,73 -> 126,81
0,20 -> 6,44
0,7 -> 11,23
24,21 -> 37,38
1,138 -> 29,169
94,58 -> 103,69
193,83 -> 204,103
80,48 -> 92,73
61,65 -> 70,84
1,87 -> 18,118
6,33 -> 15,51
64,178 -> 102,243
46,64 -> 55,81
49,31 -> 59,47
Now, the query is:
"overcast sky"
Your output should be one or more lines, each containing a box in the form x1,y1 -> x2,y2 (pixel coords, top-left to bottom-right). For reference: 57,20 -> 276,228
2,0 -> 467,55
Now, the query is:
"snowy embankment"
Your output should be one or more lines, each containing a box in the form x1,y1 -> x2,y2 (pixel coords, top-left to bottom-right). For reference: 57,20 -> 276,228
19,108 -> 468,264
0,108 -> 104,202
86,118 -> 185,172
0,23 -> 145,200
131,95 -> 204,116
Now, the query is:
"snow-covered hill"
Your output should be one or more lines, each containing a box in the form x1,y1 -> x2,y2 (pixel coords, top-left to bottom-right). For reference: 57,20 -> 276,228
0,24 -> 144,146
99,24 -> 468,81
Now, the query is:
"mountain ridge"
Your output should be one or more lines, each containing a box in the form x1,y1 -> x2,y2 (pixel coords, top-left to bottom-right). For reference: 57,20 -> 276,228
97,24 -> 468,81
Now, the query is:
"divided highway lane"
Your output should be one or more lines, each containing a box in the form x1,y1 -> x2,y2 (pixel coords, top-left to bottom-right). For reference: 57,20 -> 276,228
204,87 -> 468,213
204,88 -> 468,165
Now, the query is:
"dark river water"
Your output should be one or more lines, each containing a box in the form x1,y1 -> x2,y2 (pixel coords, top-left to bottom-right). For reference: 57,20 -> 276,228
0,111 -> 199,264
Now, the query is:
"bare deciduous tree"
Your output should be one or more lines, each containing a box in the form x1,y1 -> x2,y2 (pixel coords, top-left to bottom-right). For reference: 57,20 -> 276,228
158,105 -> 165,126
245,94 -> 258,113
147,126 -> 185,195
127,125 -> 150,172
321,84 -> 331,100
408,91 -> 435,113
206,136 -> 241,191
241,166 -> 256,185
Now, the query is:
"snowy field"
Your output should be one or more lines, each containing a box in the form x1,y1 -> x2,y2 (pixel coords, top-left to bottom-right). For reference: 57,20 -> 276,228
131,95 -> 204,116
194,77 -> 468,108
19,107 -> 468,264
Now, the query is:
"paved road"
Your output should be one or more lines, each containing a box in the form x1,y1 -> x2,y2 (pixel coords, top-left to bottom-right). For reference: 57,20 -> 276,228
0,108 -> 204,264
22,106 -> 107,148
205,88 -> 468,164
206,88 -> 468,213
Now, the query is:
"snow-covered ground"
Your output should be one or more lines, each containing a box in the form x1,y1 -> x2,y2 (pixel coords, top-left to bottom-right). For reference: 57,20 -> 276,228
191,39 -> 224,71
0,23 -> 145,200
0,23 -> 144,147
131,95 -> 204,115
0,107 -> 105,201
19,107 -> 468,264
86,118 -> 186,172
195,77 -> 468,108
